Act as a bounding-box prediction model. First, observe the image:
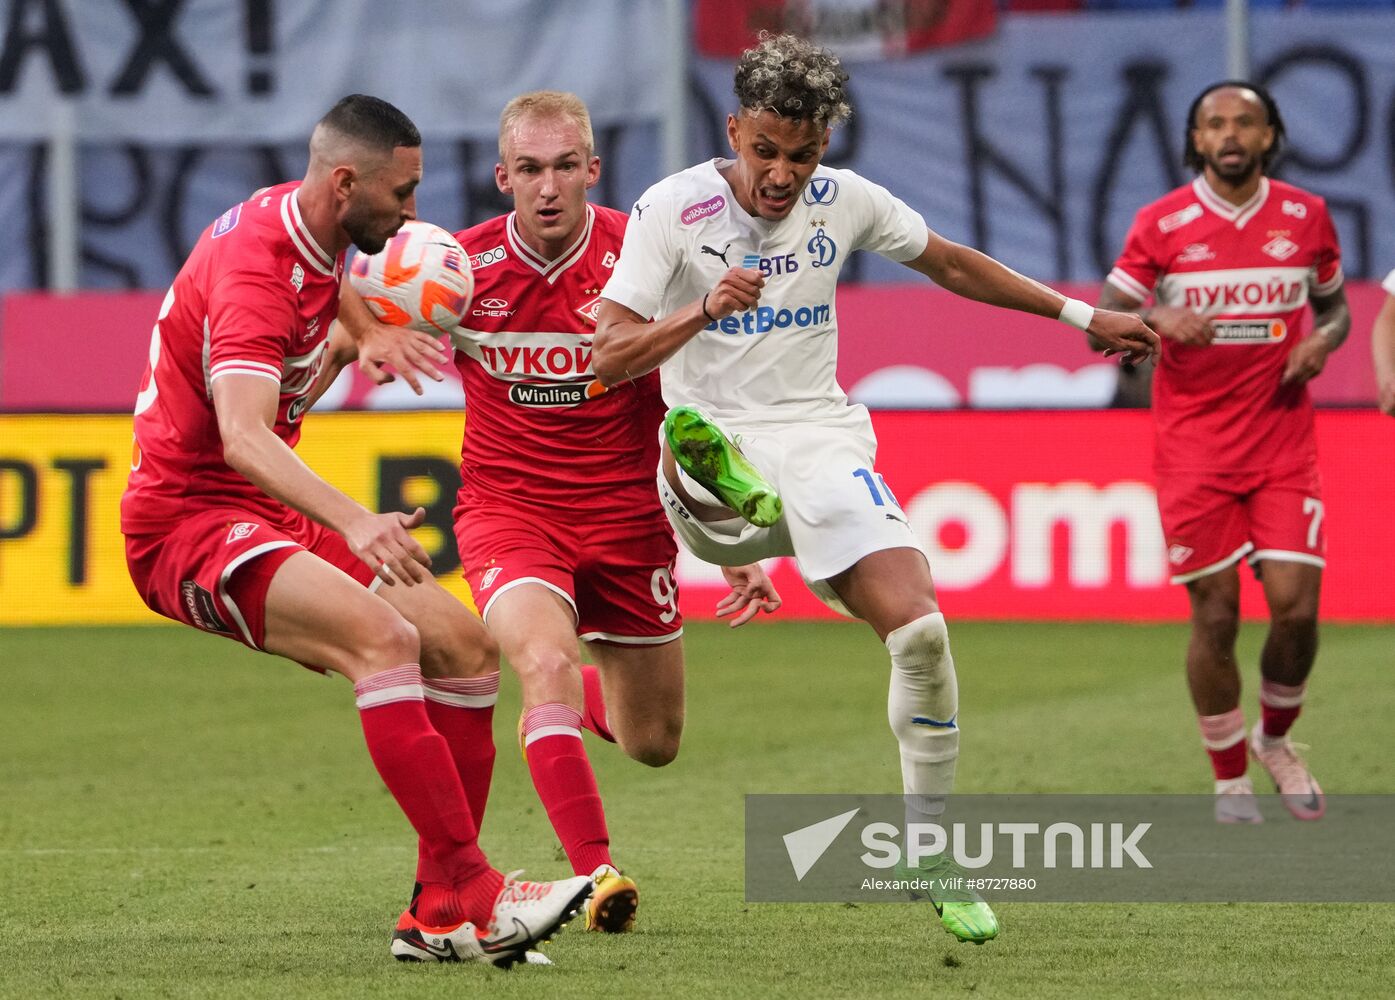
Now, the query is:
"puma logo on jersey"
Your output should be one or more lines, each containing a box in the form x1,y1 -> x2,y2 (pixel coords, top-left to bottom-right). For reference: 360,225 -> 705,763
701,243 -> 732,266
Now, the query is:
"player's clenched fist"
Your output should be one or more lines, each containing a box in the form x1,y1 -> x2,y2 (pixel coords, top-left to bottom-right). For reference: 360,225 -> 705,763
1088,308 -> 1162,366
345,506 -> 434,586
704,266 -> 765,320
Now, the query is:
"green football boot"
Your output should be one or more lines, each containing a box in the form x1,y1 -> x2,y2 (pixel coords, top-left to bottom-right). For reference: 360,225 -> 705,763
897,854 -> 1000,945
663,406 -> 782,527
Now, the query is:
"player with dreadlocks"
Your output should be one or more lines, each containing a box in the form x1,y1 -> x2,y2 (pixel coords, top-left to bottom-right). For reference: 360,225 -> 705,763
1096,81 -> 1349,825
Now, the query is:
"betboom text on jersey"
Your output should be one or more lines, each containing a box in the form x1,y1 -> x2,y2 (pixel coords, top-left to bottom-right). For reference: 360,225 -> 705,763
705,302 -> 832,336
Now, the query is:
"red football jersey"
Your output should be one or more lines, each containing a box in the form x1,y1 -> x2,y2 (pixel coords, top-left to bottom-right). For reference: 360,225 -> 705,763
452,205 -> 666,517
122,181 -> 344,534
1108,177 -> 1342,474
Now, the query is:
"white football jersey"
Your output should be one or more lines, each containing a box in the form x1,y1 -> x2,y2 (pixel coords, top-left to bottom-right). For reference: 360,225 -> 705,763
602,160 -> 927,432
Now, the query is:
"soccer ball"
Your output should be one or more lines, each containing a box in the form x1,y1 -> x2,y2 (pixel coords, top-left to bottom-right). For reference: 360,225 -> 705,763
348,221 -> 474,335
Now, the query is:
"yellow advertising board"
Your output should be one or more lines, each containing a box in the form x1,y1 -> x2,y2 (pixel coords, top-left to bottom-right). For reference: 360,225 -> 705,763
0,412 -> 475,625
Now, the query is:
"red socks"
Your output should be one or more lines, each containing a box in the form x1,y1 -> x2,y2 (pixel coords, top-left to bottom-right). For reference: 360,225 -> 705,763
423,673 -> 499,828
408,672 -> 499,916
1259,678 -> 1305,740
523,703 -> 612,875
353,665 -> 499,927
1197,707 -> 1248,780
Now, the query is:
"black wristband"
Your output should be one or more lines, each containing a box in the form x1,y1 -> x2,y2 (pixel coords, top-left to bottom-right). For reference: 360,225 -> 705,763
701,293 -> 717,323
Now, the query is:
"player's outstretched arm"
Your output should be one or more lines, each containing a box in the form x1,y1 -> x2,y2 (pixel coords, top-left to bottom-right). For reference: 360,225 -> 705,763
593,266 -> 765,386
1282,285 -> 1351,387
903,229 -> 1159,365
1374,291 -> 1395,417
212,373 -> 432,586
339,280 -> 449,395
715,563 -> 782,628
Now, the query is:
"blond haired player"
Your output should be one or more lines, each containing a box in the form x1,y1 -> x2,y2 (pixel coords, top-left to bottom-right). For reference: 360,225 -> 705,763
352,91 -> 780,934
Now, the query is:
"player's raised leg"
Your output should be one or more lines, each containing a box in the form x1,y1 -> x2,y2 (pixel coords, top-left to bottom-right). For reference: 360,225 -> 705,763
485,583 -> 635,931
828,547 -> 998,944
1250,560 -> 1324,819
664,406 -> 782,527
374,572 -> 503,920
260,553 -> 591,966
1182,568 -> 1263,824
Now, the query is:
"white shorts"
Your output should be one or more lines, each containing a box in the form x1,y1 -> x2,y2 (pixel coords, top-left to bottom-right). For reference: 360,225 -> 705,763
656,421 -> 927,617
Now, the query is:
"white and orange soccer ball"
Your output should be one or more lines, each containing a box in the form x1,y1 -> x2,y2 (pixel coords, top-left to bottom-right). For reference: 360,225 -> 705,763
348,221 -> 474,334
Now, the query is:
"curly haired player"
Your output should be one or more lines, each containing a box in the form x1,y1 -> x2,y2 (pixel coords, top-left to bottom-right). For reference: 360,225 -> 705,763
593,33 -> 1159,944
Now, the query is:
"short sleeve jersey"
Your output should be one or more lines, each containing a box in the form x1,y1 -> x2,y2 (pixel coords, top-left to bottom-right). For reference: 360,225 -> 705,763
451,205 -> 667,517
121,182 -> 344,534
602,161 -> 927,433
1107,177 -> 1342,474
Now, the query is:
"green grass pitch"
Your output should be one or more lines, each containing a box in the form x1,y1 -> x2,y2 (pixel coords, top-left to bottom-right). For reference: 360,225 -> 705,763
2,621 -> 1392,998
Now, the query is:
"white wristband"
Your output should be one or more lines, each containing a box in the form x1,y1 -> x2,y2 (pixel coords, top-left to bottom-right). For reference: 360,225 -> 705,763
1057,297 -> 1094,331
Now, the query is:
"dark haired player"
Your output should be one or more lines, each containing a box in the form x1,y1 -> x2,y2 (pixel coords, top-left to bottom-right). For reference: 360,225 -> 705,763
121,94 -> 592,966
1096,81 -> 1350,824
593,34 -> 1159,944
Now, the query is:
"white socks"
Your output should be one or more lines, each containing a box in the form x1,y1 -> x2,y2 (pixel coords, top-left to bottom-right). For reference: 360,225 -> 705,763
886,612 -> 960,812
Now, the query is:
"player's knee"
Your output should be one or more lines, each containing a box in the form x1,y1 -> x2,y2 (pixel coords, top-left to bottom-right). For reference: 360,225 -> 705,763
1270,598 -> 1318,636
886,612 -> 954,683
888,610 -> 949,656
625,723 -> 683,768
512,645 -> 582,687
633,740 -> 680,768
1191,599 -> 1240,646
339,609 -> 419,678
421,606 -> 499,680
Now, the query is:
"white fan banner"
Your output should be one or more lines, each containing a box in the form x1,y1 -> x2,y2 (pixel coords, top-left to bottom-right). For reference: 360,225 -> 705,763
0,0 -> 668,141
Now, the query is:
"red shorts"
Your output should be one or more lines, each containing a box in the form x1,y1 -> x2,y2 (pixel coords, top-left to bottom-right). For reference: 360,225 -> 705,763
125,507 -> 376,652
1155,462 -> 1326,584
454,501 -> 682,644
